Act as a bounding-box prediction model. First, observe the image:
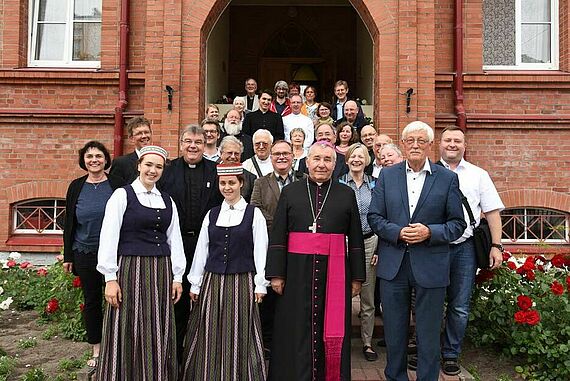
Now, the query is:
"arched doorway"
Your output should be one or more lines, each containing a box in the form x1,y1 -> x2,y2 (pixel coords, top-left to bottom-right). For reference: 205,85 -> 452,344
205,0 -> 375,113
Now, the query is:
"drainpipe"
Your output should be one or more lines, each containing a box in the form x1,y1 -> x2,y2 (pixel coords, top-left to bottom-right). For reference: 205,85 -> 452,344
113,0 -> 130,157
454,0 -> 466,130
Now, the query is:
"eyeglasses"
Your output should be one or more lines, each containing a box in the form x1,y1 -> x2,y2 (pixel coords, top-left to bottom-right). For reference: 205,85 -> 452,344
203,130 -> 218,135
403,137 -> 429,146
271,152 -> 292,157
254,142 -> 270,147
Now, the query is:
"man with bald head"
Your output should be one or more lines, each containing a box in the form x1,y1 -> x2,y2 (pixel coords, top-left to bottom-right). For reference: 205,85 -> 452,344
266,140 -> 365,381
372,134 -> 394,177
336,100 -> 367,132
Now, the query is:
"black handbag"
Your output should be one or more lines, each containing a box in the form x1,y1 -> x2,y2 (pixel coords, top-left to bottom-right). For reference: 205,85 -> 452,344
436,161 -> 491,268
468,212 -> 492,269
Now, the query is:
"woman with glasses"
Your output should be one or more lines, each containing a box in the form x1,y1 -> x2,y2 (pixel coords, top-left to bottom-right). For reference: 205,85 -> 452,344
314,101 -> 334,128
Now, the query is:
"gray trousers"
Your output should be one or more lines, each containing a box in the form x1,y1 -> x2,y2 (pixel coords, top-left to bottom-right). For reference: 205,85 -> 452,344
360,234 -> 378,346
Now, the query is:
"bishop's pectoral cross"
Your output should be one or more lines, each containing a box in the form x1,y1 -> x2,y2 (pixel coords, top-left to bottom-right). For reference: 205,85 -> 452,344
309,221 -> 317,233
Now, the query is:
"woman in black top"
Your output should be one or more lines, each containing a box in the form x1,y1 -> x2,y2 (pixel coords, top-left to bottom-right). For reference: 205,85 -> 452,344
63,141 -> 125,367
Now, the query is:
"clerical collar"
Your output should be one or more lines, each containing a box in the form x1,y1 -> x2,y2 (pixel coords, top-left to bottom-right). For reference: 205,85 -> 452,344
308,177 -> 331,187
185,159 -> 202,169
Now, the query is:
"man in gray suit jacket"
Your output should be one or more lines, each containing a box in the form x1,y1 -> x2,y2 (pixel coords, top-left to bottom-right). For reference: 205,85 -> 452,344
368,121 -> 466,381
250,140 -> 304,360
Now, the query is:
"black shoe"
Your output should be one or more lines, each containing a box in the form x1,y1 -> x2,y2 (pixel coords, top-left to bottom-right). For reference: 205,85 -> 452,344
362,345 -> 378,361
407,354 -> 417,371
377,338 -> 386,347
442,358 -> 461,376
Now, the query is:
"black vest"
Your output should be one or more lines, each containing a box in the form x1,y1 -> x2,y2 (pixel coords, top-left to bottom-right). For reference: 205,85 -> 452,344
118,185 -> 172,257
205,204 -> 255,274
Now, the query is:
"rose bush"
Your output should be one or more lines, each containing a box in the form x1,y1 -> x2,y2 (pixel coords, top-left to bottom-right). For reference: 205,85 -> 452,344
468,252 -> 570,380
0,253 -> 86,341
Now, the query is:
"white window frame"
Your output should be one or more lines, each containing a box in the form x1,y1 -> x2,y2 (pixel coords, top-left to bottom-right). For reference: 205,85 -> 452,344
501,208 -> 569,244
484,0 -> 559,71
12,198 -> 65,235
28,0 -> 101,68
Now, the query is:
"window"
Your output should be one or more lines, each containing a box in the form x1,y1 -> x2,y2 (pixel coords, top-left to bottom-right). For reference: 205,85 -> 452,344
12,199 -> 65,234
501,208 -> 569,244
483,0 -> 558,70
29,0 -> 102,67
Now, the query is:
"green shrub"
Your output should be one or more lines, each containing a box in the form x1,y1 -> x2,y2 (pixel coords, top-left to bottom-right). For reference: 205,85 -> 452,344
0,355 -> 17,381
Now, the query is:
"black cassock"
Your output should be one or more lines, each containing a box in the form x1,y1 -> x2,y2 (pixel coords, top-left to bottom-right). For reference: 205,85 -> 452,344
266,178 -> 366,381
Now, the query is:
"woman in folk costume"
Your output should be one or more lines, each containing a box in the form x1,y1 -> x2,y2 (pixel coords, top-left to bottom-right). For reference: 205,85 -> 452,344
181,163 -> 269,380
96,145 -> 186,380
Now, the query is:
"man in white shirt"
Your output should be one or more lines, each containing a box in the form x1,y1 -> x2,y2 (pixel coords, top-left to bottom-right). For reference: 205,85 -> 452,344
242,129 -> 274,178
438,126 -> 504,376
371,134 -> 393,178
202,118 -> 221,162
241,78 -> 259,113
282,94 -> 314,148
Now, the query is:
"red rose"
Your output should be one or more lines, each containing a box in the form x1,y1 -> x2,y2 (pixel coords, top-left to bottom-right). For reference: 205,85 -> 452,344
551,254 -> 566,268
521,260 -> 535,272
537,265 -> 545,272
502,251 -> 511,261
507,261 -> 517,270
19,261 -> 32,269
72,276 -> 82,288
6,260 -> 17,268
525,256 -> 536,263
551,281 -> 564,295
525,270 -> 535,281
475,269 -> 494,284
514,310 -> 527,324
79,303 -> 85,312
525,310 -> 541,326
36,268 -> 48,277
517,295 -> 533,311
45,298 -> 59,314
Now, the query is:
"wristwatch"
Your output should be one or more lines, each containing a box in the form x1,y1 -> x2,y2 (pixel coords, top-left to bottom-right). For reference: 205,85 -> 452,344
491,243 -> 504,253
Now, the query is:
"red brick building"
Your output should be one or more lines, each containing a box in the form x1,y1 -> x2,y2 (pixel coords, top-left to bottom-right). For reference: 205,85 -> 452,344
0,0 -> 568,254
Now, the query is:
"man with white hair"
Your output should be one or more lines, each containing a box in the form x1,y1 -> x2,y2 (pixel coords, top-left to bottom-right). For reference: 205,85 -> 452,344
368,121 -> 466,381
242,129 -> 274,178
266,140 -> 365,381
371,134 -> 394,177
282,94 -> 314,149
223,109 -> 254,160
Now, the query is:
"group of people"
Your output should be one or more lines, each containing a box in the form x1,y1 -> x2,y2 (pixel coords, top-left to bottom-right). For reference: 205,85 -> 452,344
62,77 -> 506,380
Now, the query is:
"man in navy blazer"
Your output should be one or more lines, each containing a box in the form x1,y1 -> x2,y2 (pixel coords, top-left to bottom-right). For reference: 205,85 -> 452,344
368,121 -> 466,381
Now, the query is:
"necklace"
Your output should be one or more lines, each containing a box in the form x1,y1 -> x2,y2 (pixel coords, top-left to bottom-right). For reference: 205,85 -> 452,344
88,176 -> 106,190
306,178 -> 332,233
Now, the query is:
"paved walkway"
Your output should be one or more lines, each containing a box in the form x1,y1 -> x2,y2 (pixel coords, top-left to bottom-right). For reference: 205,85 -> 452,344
350,297 -> 473,381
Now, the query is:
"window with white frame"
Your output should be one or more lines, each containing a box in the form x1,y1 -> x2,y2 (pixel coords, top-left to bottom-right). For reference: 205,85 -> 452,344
483,0 -> 558,70
29,0 -> 102,67
501,208 -> 569,244
13,199 -> 65,234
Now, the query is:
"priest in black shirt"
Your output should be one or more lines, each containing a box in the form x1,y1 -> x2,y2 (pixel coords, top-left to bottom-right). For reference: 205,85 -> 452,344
266,140 -> 366,381
158,124 -> 223,361
242,90 -> 284,141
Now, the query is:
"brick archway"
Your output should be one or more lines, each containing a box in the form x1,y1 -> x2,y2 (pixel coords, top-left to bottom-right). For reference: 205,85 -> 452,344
5,181 -> 68,204
197,0 -> 381,123
499,189 -> 570,213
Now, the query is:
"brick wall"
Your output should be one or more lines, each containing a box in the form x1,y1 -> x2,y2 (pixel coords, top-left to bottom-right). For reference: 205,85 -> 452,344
0,0 -> 568,253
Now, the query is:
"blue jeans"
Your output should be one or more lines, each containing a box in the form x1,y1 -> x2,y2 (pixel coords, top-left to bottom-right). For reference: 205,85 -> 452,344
442,239 -> 477,359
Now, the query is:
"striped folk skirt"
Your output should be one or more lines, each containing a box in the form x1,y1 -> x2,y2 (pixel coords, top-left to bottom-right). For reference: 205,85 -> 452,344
180,271 -> 266,381
96,256 -> 177,381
